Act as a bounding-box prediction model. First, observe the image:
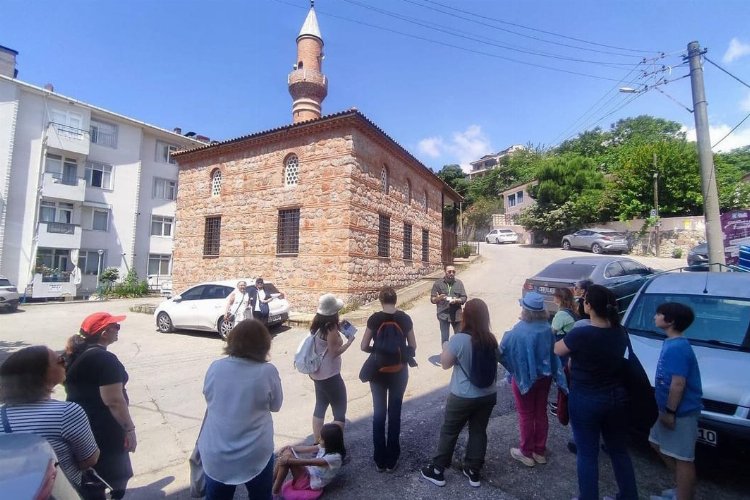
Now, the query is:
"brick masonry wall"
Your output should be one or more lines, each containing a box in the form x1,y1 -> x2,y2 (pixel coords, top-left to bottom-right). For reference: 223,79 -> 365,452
173,123 -> 446,312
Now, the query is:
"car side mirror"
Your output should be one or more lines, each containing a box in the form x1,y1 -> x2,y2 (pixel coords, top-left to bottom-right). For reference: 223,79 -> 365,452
172,295 -> 182,302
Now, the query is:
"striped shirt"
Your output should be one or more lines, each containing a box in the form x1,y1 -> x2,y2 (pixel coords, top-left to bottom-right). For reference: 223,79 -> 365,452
1,400 -> 98,486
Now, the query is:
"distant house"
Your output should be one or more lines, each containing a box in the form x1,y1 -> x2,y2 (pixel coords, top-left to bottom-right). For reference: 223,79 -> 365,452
467,144 -> 524,180
499,180 -> 537,225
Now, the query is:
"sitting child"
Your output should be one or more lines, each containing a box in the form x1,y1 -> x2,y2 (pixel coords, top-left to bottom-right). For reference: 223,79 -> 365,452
272,423 -> 345,500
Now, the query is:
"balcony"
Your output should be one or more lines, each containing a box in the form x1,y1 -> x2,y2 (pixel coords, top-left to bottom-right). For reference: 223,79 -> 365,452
42,172 -> 86,201
37,221 -> 82,249
47,122 -> 90,155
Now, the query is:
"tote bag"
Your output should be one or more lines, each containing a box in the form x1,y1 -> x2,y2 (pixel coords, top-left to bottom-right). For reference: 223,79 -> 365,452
622,332 -> 658,434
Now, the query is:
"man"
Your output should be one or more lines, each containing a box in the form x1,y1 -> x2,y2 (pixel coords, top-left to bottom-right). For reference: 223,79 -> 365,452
430,265 -> 467,346
248,278 -> 284,324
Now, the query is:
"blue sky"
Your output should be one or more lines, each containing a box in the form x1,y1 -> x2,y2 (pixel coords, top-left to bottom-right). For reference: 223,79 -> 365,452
4,0 -> 750,171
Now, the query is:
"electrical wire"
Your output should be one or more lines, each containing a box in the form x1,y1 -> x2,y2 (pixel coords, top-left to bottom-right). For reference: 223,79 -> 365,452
712,110 -> 750,149
704,56 -> 750,90
402,0 -> 656,56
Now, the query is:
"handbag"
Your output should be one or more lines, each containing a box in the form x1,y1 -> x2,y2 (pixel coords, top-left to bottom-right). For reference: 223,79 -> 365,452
622,331 -> 658,434
358,353 -> 380,383
189,412 -> 207,498
556,388 -> 569,426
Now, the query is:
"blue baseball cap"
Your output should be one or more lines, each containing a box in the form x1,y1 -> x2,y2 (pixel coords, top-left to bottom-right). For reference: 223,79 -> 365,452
519,292 -> 545,311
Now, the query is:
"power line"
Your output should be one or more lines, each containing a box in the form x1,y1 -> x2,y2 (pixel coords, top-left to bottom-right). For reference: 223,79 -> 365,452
704,55 -> 750,90
712,110 -> 750,149
403,0 -> 657,56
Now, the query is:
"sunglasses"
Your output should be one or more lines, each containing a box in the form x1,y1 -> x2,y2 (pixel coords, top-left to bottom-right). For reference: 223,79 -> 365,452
107,323 -> 121,332
56,355 -> 66,366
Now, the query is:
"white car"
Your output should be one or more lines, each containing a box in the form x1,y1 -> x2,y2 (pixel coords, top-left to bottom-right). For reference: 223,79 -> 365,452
485,228 -> 519,244
154,278 -> 290,339
0,275 -> 20,312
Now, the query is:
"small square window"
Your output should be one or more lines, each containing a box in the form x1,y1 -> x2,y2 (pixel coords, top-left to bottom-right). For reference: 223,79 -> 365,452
92,210 -> 109,231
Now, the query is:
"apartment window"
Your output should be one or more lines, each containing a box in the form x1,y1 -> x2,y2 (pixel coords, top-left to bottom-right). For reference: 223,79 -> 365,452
284,155 -> 299,186
203,216 -> 221,256
85,162 -> 112,189
403,223 -> 412,260
44,154 -> 78,185
78,250 -> 104,275
516,190 -> 524,204
211,169 -> 222,196
153,177 -> 177,200
37,248 -> 71,272
507,193 -> 516,207
381,166 -> 389,194
151,216 -> 174,237
277,208 -> 300,254
148,254 -> 171,275
49,109 -> 84,140
378,214 -> 390,258
422,229 -> 429,262
156,141 -> 178,164
92,209 -> 109,231
39,200 -> 73,224
90,119 -> 118,148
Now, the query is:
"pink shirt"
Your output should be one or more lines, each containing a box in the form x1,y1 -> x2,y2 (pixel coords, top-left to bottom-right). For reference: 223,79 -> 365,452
309,331 -> 341,380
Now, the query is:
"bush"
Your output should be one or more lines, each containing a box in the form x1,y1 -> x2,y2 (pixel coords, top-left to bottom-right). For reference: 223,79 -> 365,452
672,247 -> 683,259
453,244 -> 472,258
110,269 -> 149,298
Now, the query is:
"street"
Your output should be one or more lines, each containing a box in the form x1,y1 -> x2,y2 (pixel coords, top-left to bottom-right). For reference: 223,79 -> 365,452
1,244 -> 747,499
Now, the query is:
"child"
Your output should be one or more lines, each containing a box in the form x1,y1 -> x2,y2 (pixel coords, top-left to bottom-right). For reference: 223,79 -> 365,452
272,423 -> 345,499
649,302 -> 703,500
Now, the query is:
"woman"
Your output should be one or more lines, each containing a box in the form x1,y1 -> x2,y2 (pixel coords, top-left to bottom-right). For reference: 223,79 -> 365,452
309,293 -> 354,443
499,292 -> 566,467
420,298 -> 498,489
65,312 -> 135,500
554,285 -> 638,500
551,288 -> 577,341
224,280 -> 250,327
198,319 -> 283,500
361,286 -> 417,472
573,279 -> 594,327
1,345 -> 100,496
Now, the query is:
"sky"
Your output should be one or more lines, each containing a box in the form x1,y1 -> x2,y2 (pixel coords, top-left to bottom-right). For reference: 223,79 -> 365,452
3,0 -> 750,172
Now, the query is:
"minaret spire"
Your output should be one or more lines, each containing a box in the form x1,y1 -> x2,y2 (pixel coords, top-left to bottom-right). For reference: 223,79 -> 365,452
288,2 -> 327,123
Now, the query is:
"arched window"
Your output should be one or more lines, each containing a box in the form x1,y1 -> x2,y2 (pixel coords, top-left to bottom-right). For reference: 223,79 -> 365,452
211,169 -> 222,197
297,61 -> 304,70
406,179 -> 412,204
381,165 -> 388,194
284,154 -> 299,186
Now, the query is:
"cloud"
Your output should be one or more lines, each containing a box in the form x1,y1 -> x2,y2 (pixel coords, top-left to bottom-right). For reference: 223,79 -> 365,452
417,125 -> 493,171
722,37 -> 750,63
741,91 -> 750,113
684,122 -> 750,152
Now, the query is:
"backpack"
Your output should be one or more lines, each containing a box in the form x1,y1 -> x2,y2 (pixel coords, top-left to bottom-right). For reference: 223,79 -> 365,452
373,320 -> 407,373
294,332 -> 327,375
457,343 -> 498,388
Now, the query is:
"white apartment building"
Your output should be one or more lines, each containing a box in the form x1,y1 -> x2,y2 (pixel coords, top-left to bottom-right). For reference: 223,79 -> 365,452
0,46 -> 203,298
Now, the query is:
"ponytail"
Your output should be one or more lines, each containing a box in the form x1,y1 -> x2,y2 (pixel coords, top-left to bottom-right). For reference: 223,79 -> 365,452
585,285 -> 620,327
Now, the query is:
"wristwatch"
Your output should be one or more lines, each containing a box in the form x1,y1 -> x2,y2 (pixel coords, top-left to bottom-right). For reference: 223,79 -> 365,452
665,407 -> 677,415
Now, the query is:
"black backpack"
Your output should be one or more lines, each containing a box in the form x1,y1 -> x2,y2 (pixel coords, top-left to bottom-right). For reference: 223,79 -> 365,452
457,343 -> 498,388
373,320 -> 407,373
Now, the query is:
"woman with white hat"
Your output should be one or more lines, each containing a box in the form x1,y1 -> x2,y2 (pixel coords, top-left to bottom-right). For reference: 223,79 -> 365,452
308,293 -> 354,444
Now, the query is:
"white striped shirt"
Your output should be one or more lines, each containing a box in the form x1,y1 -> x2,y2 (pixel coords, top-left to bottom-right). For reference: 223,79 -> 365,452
1,400 -> 98,486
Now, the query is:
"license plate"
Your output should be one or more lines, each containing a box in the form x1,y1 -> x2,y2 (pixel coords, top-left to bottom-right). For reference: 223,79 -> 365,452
697,427 -> 717,446
268,314 -> 283,323
538,286 -> 555,294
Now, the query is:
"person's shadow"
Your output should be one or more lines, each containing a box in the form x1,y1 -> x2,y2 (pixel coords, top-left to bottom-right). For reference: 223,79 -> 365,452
125,476 -> 174,498
427,354 -> 441,367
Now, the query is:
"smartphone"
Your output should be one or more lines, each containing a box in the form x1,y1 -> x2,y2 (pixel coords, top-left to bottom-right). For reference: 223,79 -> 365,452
340,320 -> 357,339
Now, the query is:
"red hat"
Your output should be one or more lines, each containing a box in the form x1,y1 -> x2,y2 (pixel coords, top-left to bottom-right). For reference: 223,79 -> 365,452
80,312 -> 126,336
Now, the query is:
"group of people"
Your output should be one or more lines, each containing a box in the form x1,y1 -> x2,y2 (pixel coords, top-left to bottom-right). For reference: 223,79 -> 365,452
0,312 -> 136,499
224,277 -> 282,326
0,266 -> 704,500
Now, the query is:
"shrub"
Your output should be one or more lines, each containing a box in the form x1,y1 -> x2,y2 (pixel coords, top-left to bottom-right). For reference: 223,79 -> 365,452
110,269 -> 149,298
672,247 -> 683,259
453,244 -> 472,258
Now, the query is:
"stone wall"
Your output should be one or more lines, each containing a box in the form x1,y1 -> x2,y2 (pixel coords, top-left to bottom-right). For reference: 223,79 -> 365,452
598,216 -> 705,258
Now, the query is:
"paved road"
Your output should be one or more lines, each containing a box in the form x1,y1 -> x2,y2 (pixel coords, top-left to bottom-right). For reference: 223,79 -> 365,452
1,245 -> 746,499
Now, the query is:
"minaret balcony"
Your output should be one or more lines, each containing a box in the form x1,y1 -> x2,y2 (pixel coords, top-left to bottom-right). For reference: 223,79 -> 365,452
288,69 -> 328,91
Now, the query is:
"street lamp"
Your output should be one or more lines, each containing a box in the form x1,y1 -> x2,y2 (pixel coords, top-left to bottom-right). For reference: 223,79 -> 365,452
96,249 -> 104,291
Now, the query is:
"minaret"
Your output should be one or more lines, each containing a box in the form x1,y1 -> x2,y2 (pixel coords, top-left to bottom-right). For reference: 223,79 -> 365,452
288,1 -> 328,123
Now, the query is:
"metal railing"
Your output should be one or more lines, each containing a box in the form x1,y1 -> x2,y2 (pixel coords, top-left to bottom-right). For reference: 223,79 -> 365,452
45,222 -> 77,234
49,122 -> 90,141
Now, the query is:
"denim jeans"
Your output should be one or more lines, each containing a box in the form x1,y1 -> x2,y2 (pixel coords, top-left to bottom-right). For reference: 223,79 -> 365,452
205,455 -> 274,500
511,376 -> 552,457
438,319 -> 460,344
433,392 -> 497,471
370,367 -> 409,468
570,386 -> 638,500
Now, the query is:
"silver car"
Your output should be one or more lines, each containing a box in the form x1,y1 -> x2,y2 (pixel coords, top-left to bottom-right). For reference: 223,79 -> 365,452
561,228 -> 630,254
622,271 -> 750,453
0,276 -> 20,312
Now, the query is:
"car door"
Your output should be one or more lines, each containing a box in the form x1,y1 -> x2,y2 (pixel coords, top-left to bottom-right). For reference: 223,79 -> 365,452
169,285 -> 206,328
571,230 -> 589,249
601,261 -> 631,308
197,285 -> 234,331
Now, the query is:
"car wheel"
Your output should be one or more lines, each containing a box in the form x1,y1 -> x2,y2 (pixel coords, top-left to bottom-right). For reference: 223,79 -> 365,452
156,312 -> 174,333
485,237 -> 490,243
591,243 -> 602,254
562,240 -> 571,250
218,316 -> 232,341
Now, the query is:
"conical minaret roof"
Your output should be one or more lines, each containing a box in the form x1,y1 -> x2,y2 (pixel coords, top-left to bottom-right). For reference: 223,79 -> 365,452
297,3 -> 323,43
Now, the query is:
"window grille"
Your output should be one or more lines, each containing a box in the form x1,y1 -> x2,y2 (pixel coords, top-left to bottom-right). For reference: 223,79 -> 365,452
403,223 -> 412,260
422,229 -> 429,262
378,214 -> 390,258
284,155 -> 299,186
277,208 -> 300,254
211,169 -> 222,196
381,166 -> 388,194
203,217 -> 221,256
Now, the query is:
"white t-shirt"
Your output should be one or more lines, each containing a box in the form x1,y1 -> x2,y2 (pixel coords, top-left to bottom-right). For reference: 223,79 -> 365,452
307,446 -> 342,490
227,290 -> 249,322
253,288 -> 268,312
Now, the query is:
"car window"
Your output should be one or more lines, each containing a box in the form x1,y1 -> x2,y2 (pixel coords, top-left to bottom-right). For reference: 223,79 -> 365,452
0,279 -> 11,286
627,293 -> 750,348
536,263 -> 596,280
620,260 -> 649,275
180,286 -> 205,300
202,285 -> 232,300
604,261 -> 626,278
499,230 -> 513,234
576,230 -> 589,236
263,283 -> 280,295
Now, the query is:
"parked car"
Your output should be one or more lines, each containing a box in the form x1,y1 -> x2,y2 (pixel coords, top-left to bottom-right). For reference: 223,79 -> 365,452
0,276 -> 20,312
485,228 -> 519,244
561,228 -> 630,254
522,256 -> 654,315
154,279 -> 290,339
621,271 -> 750,454
687,242 -> 709,270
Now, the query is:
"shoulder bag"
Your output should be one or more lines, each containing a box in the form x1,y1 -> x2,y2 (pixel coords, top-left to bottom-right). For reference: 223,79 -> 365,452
189,411 -> 207,498
621,329 -> 658,434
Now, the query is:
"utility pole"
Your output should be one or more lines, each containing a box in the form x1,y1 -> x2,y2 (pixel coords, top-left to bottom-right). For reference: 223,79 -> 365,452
687,41 -> 725,270
653,153 -> 660,257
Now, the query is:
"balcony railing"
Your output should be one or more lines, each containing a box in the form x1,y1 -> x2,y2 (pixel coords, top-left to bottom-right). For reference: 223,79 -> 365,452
46,221 -> 77,234
48,172 -> 79,186
49,122 -> 90,141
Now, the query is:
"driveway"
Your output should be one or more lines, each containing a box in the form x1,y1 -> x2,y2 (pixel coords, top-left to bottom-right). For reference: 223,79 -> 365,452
1,244 -> 746,499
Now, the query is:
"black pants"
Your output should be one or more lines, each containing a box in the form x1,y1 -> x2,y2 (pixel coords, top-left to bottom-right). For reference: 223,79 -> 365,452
370,367 -> 409,468
433,392 -> 497,471
313,373 -> 347,422
252,310 -> 269,324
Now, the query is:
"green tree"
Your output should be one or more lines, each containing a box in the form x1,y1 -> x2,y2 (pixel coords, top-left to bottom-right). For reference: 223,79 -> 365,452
608,115 -> 685,145
436,164 -> 469,198
556,128 -> 609,158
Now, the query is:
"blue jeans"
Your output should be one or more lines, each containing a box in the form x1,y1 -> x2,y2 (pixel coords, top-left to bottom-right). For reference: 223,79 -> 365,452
570,386 -> 638,500
205,455 -> 273,500
370,367 -> 409,468
438,319 -> 460,344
